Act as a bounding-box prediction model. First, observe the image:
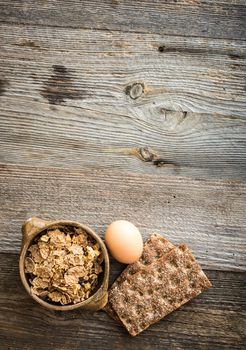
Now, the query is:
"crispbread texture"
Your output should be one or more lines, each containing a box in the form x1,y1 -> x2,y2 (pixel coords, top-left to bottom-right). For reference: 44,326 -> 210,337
104,233 -> 174,322
113,233 -> 175,284
109,244 -> 212,336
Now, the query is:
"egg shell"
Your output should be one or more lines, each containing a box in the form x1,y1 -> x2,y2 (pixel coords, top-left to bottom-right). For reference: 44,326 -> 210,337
105,220 -> 143,264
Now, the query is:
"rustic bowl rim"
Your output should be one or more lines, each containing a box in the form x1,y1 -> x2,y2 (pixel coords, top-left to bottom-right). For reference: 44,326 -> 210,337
19,219 -> 109,311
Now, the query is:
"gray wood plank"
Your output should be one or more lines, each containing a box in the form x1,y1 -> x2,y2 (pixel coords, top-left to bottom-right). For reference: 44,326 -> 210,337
0,103 -> 245,179
0,24 -> 245,117
0,0 -> 245,40
0,253 -> 245,349
0,164 -> 245,272
0,23 -> 246,179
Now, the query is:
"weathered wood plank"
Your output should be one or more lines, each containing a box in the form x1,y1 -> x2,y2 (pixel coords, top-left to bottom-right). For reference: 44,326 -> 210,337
0,2 -> 245,348
0,164 -> 245,271
0,253 -> 245,349
0,103 -> 246,179
0,0 -> 245,40
0,23 -> 246,179
0,24 -> 245,117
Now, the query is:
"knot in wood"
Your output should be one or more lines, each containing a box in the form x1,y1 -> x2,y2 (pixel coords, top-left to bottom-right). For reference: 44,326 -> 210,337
126,83 -> 144,99
138,147 -> 158,162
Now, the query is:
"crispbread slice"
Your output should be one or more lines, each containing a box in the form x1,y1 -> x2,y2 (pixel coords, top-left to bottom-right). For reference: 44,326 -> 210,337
104,233 -> 174,321
109,244 -> 212,336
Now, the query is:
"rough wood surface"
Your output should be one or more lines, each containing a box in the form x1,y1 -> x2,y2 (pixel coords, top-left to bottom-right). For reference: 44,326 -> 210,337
0,1 -> 246,348
0,104 -> 245,179
1,23 -> 246,179
0,24 -> 245,118
0,0 -> 245,40
0,164 -> 245,272
0,253 -> 245,350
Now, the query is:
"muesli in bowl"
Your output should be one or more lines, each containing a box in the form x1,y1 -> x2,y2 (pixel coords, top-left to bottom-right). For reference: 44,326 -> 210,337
19,218 -> 109,311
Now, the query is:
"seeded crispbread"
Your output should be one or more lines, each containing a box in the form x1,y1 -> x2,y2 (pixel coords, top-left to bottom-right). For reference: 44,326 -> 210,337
109,244 -> 212,336
104,233 -> 174,321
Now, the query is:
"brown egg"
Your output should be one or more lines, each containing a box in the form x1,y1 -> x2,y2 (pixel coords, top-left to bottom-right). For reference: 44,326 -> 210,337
105,220 -> 143,264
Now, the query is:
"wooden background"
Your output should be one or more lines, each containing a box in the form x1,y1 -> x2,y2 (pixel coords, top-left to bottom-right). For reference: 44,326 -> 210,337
0,1 -> 245,349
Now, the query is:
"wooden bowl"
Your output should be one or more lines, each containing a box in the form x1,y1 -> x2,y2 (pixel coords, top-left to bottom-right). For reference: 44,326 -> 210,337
19,217 -> 109,311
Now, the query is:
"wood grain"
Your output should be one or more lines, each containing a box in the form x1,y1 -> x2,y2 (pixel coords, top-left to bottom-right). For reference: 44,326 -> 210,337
0,0 -> 245,40
1,24 -> 245,117
0,253 -> 245,350
0,1 -> 245,348
0,164 -> 245,272
0,102 -> 245,179
0,23 -> 246,179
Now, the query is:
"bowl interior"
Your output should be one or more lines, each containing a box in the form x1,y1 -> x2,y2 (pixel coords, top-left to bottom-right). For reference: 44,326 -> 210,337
20,221 -> 109,311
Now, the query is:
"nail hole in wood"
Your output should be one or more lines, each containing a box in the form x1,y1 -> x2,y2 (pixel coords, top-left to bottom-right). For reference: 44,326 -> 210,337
158,46 -> 165,52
